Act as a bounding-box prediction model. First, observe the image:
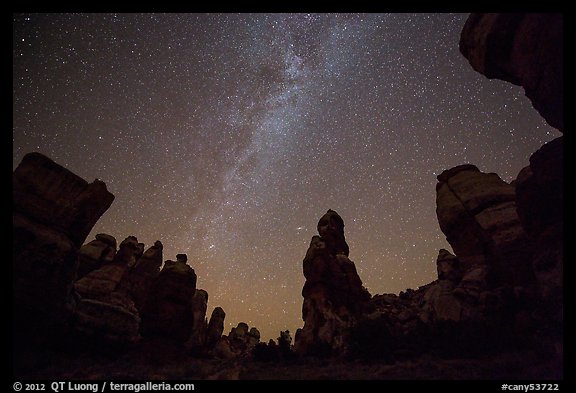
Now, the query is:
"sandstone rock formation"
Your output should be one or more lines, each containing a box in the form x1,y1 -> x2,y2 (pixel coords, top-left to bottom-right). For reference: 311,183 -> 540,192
141,254 -> 198,342
460,13 -> 563,131
206,307 -> 226,348
74,236 -> 141,299
117,240 -> 163,310
436,164 -> 535,290
13,152 -> 114,348
187,289 -> 209,350
515,136 -> 563,333
296,209 -> 371,355
212,322 -> 262,359
73,235 -> 145,343
76,233 -> 117,279
460,13 -> 563,353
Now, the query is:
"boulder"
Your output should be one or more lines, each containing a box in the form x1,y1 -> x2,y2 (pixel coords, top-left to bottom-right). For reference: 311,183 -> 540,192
436,248 -> 463,283
515,137 -> 563,328
74,236 -> 141,299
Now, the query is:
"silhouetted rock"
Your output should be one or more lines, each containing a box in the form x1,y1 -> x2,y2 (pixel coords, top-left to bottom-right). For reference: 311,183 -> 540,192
74,236 -> 140,299
228,322 -> 261,354
213,336 -> 235,359
515,136 -> 563,334
72,236 -> 144,343
117,240 -> 163,311
141,254 -> 197,341
436,249 -> 462,283
13,152 -> 114,352
248,327 -> 261,348
76,234 -> 117,279
206,307 -> 226,348
187,289 -> 209,350
296,210 -> 371,355
460,13 -> 563,131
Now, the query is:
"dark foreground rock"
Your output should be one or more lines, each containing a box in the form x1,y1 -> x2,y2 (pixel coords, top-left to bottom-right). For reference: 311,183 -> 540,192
13,152 -> 114,358
460,13 -> 563,131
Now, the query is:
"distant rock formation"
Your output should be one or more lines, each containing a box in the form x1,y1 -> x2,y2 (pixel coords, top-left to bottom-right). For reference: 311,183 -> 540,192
296,209 -> 371,355
460,13 -> 563,131
214,322 -> 261,359
74,236 -> 141,299
13,152 -> 114,349
117,240 -> 164,311
343,12 -> 562,365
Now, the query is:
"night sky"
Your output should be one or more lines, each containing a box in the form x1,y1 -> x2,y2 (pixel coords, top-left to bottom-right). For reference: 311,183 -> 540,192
13,13 -> 559,341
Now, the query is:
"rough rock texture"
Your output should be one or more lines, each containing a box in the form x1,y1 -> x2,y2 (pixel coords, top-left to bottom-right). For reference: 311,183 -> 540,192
72,236 -> 144,343
76,234 -> 117,280
436,164 -> 535,289
74,236 -> 140,299
459,12 -> 562,361
13,152 -> 115,248
117,240 -> 163,311
73,292 -> 141,343
140,255 -> 198,342
206,307 -> 226,348
515,136 -> 563,332
296,210 -> 371,355
225,323 -> 261,355
13,152 -> 114,349
460,13 -> 563,131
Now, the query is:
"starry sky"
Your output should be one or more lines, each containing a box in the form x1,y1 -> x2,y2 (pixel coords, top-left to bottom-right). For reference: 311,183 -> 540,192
13,13 -> 559,342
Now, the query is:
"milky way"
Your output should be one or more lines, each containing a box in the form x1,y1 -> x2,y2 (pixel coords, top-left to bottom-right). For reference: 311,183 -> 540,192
13,13 -> 559,341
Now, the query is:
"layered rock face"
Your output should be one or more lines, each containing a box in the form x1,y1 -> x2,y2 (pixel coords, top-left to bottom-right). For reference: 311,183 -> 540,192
460,13 -> 563,131
73,236 -> 149,343
296,209 -> 371,355
76,233 -> 117,279
186,289 -> 209,350
460,12 -> 563,353
13,152 -> 114,346
436,165 -> 535,291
